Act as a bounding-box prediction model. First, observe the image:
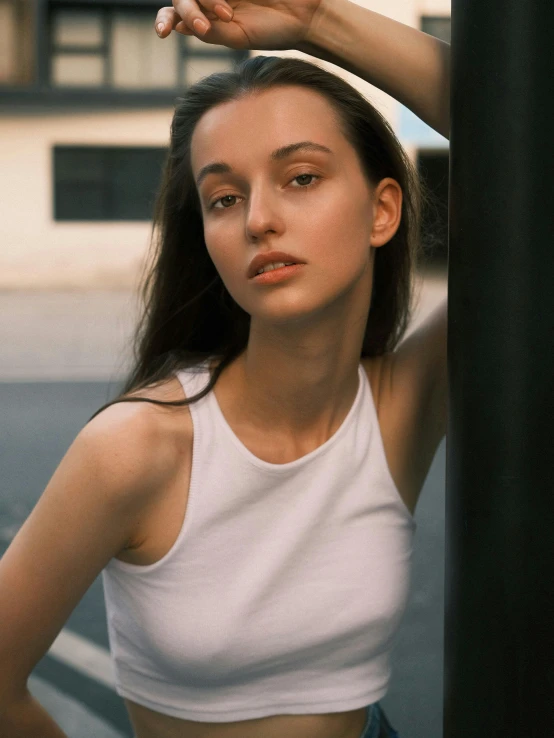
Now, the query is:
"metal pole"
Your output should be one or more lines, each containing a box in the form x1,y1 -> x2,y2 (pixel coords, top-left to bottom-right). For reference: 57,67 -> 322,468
445,1 -> 554,735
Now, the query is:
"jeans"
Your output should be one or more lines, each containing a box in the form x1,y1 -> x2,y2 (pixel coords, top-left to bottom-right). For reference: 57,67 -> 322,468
359,702 -> 400,738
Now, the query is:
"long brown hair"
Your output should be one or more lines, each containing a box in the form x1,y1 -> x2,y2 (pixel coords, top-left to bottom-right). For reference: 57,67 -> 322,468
87,55 -> 437,425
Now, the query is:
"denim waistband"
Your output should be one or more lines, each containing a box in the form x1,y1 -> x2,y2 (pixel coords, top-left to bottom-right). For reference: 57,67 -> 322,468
360,702 -> 400,738
359,703 -> 380,738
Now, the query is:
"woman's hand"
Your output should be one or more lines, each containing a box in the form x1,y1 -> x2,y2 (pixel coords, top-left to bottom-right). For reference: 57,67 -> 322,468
154,0 -> 328,52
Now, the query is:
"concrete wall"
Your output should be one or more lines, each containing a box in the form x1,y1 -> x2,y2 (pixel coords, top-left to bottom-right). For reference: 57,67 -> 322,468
0,108 -> 173,290
0,0 -> 450,290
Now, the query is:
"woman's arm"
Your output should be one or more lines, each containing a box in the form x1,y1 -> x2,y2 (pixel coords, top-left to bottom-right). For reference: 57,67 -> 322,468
1,691 -> 69,737
296,0 -> 451,140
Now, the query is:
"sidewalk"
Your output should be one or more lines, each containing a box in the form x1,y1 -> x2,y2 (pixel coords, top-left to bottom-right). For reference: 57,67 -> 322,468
0,270 -> 447,382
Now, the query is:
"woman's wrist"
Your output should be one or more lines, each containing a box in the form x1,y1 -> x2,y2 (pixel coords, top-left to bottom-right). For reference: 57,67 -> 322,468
296,0 -> 450,140
298,0 -> 352,53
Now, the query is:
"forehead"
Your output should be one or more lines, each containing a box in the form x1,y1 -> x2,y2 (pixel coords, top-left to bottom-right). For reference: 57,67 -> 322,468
190,86 -> 344,173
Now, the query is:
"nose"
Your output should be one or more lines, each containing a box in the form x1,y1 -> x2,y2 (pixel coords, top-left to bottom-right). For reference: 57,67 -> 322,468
245,184 -> 283,241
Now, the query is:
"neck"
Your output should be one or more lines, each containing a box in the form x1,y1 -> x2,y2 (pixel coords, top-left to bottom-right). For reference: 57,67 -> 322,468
218,321 -> 367,447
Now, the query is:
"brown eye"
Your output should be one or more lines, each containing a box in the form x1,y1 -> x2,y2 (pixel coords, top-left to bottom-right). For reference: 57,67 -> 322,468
295,174 -> 315,185
210,194 -> 239,210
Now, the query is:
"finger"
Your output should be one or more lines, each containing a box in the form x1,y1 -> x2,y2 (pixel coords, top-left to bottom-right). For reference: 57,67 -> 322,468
175,20 -> 194,35
155,7 -> 184,37
171,0 -> 234,37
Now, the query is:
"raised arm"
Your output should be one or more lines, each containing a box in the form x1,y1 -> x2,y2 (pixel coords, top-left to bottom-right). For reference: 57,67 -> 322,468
156,0 -> 450,139
297,0 -> 450,140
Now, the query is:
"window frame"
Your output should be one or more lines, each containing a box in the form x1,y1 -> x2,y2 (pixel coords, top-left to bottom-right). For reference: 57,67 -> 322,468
0,0 -> 248,106
48,4 -> 111,86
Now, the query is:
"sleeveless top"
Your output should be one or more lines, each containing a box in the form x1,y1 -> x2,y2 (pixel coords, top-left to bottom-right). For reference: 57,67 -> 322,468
101,360 -> 417,722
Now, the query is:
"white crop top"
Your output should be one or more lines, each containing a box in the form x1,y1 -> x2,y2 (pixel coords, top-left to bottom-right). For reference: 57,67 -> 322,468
102,360 -> 417,722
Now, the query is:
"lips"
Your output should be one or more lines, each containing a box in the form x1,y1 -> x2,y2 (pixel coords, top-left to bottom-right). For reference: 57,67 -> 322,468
247,251 -> 305,279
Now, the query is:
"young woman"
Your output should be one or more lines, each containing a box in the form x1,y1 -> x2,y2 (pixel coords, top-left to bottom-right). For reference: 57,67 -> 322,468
0,1 -> 449,736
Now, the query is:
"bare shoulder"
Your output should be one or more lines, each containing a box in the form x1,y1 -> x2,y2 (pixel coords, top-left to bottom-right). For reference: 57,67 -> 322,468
100,374 -> 198,557
85,375 -> 192,506
127,370 -> 192,416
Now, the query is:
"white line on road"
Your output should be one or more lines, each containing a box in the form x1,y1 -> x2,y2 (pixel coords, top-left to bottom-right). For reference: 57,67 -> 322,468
48,628 -> 116,691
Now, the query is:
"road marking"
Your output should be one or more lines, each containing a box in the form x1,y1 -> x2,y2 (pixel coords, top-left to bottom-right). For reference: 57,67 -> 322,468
28,675 -> 126,738
48,628 -> 115,690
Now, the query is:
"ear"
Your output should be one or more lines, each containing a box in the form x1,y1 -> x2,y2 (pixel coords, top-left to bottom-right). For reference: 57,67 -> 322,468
370,178 -> 403,248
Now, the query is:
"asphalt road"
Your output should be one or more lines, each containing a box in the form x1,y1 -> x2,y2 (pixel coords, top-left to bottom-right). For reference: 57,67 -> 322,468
0,277 -> 447,738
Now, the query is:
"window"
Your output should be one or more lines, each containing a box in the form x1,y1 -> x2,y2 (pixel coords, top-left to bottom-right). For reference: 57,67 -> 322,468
49,4 -> 240,90
53,146 -> 168,221
0,0 -> 35,85
421,16 -> 451,44
111,10 -> 178,88
50,8 -> 107,86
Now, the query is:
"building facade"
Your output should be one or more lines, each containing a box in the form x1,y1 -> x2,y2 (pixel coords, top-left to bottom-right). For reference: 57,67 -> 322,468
0,0 -> 450,289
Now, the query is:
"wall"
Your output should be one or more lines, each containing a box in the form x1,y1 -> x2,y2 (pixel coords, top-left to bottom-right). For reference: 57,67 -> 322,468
0,0 -> 451,289
0,108 -> 173,289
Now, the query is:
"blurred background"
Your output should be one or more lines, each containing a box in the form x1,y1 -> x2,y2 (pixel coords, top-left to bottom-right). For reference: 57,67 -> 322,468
0,1 -> 449,736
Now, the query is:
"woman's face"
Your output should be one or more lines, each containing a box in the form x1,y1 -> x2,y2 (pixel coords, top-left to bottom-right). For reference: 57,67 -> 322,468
190,85 -> 401,326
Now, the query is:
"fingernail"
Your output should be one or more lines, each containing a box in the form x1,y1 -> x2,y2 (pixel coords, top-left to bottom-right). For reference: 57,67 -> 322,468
193,18 -> 208,35
216,4 -> 233,20
156,22 -> 163,35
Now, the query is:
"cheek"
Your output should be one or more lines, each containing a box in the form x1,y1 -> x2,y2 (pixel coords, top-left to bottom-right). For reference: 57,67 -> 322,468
312,204 -> 371,269
204,225 -> 232,266
204,235 -> 245,292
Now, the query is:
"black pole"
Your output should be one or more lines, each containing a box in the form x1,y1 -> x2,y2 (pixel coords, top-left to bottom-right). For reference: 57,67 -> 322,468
445,2 -> 554,735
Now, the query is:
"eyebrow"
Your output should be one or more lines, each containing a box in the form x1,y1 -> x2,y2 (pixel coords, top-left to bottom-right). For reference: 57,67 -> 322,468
195,141 -> 334,189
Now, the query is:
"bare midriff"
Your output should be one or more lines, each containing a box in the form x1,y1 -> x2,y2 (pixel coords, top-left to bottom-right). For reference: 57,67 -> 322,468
124,699 -> 370,738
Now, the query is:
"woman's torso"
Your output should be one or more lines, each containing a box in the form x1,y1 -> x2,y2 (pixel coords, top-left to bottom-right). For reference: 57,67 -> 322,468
113,355 -> 417,738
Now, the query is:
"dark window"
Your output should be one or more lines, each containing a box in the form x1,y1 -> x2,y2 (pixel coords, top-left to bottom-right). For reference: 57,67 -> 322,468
48,3 -> 241,89
53,146 -> 167,221
421,16 -> 451,44
418,151 -> 449,271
